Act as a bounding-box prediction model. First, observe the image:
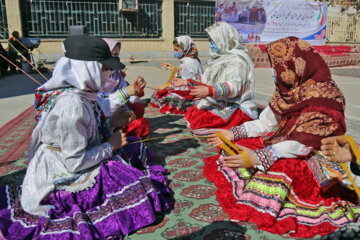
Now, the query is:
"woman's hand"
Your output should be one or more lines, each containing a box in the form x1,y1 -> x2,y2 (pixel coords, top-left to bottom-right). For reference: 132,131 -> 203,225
190,86 -> 209,98
171,78 -> 187,87
321,136 -> 354,163
207,129 -> 234,147
108,130 -> 128,151
222,144 -> 259,168
134,76 -> 146,89
125,84 -> 136,96
109,108 -> 130,131
125,77 -> 146,96
161,63 -> 174,70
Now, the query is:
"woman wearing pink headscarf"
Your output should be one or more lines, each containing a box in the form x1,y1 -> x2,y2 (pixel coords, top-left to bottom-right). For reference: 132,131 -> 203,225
101,38 -> 150,138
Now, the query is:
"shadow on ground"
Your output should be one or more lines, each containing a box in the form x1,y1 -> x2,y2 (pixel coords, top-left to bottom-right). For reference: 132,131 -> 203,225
169,221 -> 249,240
0,72 -> 50,99
145,113 -> 201,166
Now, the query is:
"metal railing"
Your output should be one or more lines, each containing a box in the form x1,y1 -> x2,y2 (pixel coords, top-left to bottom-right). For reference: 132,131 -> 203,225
175,1 -> 215,38
0,0 -> 7,37
20,0 -> 162,38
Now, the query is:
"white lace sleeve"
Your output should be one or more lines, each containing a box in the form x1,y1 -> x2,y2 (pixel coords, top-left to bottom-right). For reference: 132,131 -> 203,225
231,106 -> 279,139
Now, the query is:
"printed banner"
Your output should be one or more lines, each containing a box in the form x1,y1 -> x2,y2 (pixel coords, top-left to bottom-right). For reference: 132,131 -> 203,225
215,0 -> 328,44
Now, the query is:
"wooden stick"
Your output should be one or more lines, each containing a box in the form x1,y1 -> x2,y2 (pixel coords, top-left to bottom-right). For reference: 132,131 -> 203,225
215,132 -> 252,168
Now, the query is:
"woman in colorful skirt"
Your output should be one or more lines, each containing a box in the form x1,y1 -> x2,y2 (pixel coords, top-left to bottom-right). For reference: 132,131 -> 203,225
205,37 -> 360,238
101,38 -> 150,138
0,36 -> 172,240
182,22 -> 258,130
150,35 -> 203,114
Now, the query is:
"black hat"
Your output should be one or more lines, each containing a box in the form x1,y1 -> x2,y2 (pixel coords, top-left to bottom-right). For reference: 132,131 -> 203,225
64,35 -> 125,70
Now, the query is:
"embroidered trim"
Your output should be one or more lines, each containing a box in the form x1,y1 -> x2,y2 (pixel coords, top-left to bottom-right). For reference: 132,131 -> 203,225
208,86 -> 215,98
116,89 -> 130,103
254,146 -> 279,172
230,125 -> 247,141
34,87 -> 68,122
214,83 -> 231,99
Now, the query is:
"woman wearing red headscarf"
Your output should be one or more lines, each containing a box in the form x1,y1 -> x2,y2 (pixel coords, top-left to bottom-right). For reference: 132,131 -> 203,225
205,37 -> 359,238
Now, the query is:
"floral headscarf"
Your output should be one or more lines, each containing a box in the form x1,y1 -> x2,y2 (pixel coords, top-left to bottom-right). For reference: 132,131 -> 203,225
265,37 -> 346,149
175,35 -> 199,60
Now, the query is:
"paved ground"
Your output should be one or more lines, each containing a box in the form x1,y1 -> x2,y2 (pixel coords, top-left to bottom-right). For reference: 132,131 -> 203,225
1,64 -> 360,141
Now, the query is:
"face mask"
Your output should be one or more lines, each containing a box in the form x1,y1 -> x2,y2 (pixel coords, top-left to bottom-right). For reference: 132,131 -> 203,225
209,42 -> 220,54
271,68 -> 277,82
100,70 -> 113,89
174,52 -> 183,59
102,77 -> 118,93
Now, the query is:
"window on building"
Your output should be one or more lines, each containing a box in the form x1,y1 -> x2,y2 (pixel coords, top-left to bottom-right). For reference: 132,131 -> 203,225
0,0 -> 7,37
20,0 -> 162,38
175,1 -> 215,38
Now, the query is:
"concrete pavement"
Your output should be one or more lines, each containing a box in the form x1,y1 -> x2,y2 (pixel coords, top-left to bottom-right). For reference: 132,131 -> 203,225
1,64 -> 359,141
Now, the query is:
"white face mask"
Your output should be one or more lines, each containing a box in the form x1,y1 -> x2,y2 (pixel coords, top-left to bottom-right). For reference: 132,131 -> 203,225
100,70 -> 113,89
102,76 -> 119,93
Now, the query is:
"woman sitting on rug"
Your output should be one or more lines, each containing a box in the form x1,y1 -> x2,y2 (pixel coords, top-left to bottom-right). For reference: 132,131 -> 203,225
173,22 -> 257,130
0,36 -> 172,240
101,38 -> 150,138
150,35 -> 203,114
205,37 -> 359,238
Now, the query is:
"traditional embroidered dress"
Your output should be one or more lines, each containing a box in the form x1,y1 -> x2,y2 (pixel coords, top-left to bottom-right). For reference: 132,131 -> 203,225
185,22 -> 257,130
102,38 -> 150,138
150,36 -> 203,114
0,57 -> 172,239
204,37 -> 360,238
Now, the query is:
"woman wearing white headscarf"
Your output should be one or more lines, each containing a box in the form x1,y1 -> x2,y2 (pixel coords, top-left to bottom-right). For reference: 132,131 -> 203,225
175,22 -> 257,130
150,35 -> 203,114
0,36 -> 172,240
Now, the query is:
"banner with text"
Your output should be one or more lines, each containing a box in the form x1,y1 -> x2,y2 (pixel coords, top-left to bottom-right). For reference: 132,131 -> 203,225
215,0 -> 328,44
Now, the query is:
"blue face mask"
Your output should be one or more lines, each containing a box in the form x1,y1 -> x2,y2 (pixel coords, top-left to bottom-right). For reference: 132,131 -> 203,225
209,42 -> 220,54
174,52 -> 183,59
271,68 -> 277,82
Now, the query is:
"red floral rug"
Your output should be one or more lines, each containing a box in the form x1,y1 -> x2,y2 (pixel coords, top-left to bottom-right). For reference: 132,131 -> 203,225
0,106 -> 35,178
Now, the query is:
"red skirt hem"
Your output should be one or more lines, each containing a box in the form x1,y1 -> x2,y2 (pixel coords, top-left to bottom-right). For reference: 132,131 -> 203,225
202,137 -> 347,238
185,106 -> 252,130
203,156 -> 340,237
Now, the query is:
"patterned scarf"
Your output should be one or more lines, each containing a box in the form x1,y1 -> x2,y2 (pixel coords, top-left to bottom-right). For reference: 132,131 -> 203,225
265,37 -> 346,149
34,87 -> 67,122
176,36 -> 199,61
